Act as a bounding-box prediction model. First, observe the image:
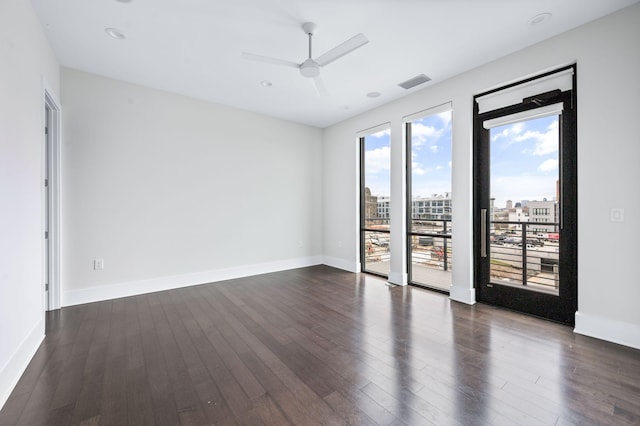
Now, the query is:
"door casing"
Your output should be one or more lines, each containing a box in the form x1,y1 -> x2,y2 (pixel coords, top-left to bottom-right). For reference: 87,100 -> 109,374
473,66 -> 577,325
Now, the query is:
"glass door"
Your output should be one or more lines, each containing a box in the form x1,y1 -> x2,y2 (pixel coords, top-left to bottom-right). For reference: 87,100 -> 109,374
474,76 -> 577,325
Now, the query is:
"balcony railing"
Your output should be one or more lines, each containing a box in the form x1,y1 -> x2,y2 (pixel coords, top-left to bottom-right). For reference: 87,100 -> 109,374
409,219 -> 452,290
490,220 -> 559,295
362,218 -> 390,276
361,218 -> 453,290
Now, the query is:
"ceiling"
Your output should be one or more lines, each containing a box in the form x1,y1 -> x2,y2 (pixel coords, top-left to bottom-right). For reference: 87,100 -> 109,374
32,0 -> 639,128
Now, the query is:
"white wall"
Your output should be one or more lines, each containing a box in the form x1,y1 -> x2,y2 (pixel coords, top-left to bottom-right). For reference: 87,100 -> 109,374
61,69 -> 324,305
323,4 -> 640,348
0,0 -> 60,409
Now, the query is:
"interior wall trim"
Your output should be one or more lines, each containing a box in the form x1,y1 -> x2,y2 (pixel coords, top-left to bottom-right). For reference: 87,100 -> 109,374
61,256 -> 323,307
322,256 -> 359,273
449,286 -> 477,305
574,311 -> 640,350
0,318 -> 45,410
388,271 -> 408,286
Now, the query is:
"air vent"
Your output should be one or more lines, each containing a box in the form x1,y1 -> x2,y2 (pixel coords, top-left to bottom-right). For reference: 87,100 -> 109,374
398,74 -> 431,90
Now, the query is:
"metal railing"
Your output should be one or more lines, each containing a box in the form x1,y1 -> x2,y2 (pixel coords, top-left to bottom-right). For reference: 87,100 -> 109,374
409,218 -> 452,270
362,218 -> 390,275
489,221 -> 559,294
408,219 -> 452,291
361,218 -> 454,288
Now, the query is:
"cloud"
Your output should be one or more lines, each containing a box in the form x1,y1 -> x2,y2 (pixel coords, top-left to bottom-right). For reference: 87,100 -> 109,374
492,118 -> 559,156
532,120 -> 558,155
365,146 -> 391,174
412,165 -> 426,175
538,158 -> 558,172
411,122 -> 442,147
513,119 -> 558,156
370,128 -> 390,138
491,174 -> 557,208
437,110 -> 452,127
491,122 -> 525,142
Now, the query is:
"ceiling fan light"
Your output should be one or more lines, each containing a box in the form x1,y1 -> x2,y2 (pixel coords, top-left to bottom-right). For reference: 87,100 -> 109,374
300,59 -> 320,78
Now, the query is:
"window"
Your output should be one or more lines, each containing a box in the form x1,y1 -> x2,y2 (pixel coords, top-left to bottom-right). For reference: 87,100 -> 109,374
406,105 -> 453,292
360,127 -> 391,277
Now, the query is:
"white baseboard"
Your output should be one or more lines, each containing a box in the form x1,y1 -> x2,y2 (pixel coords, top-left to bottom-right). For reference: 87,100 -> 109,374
574,311 -> 640,350
323,256 -> 360,273
62,256 -> 323,307
388,271 -> 408,286
0,317 -> 45,411
449,285 -> 476,305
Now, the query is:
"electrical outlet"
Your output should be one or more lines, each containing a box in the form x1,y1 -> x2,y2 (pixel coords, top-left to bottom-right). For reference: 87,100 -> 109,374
94,259 -> 104,270
610,208 -> 624,223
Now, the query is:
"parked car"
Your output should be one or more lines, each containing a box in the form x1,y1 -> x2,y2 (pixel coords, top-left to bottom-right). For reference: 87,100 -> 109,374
371,236 -> 389,247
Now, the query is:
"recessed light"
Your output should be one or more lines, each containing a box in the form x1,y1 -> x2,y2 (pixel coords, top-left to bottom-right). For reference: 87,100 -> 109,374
260,80 -> 273,87
367,92 -> 381,98
105,28 -> 126,40
528,13 -> 552,26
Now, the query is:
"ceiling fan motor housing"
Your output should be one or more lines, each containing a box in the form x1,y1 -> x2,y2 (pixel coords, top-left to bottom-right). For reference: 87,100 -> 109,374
300,59 -> 320,77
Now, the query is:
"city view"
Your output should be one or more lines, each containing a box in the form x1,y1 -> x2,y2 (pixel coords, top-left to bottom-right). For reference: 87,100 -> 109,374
363,111 -> 560,294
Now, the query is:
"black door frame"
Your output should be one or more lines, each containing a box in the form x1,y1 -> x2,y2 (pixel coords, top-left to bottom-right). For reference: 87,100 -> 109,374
473,65 -> 578,325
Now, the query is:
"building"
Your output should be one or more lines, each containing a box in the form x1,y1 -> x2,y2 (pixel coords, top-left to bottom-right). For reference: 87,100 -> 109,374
411,194 -> 452,221
2,1 -> 639,423
376,196 -> 391,219
374,193 -> 453,221
363,187 -> 378,221
528,200 -> 559,232
508,207 -> 529,224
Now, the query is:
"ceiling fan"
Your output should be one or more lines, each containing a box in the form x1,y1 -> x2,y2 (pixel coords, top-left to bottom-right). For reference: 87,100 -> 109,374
242,22 -> 369,96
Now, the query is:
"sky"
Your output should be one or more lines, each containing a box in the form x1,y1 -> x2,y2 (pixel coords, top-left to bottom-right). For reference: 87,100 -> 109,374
363,111 -> 559,208
364,110 -> 452,198
490,114 -> 559,208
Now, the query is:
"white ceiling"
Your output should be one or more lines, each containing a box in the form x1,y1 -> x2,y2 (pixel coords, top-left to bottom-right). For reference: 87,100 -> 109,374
32,0 -> 639,128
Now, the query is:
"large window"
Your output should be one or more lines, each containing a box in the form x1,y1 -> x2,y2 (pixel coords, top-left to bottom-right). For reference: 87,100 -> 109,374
360,127 -> 391,277
406,106 -> 453,291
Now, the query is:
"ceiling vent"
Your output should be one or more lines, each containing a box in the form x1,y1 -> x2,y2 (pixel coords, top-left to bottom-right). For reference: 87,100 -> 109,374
398,74 -> 431,90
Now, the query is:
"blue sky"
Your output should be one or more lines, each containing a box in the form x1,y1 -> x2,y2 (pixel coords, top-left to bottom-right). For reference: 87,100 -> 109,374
364,110 -> 452,198
409,111 -> 452,199
363,129 -> 391,197
490,114 -> 559,208
363,112 -> 558,208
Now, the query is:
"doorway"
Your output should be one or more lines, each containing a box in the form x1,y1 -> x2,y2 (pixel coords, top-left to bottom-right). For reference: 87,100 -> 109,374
44,91 -> 61,311
473,66 -> 577,325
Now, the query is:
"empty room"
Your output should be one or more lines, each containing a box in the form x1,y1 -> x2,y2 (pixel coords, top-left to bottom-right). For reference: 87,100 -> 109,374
1,0 -> 639,424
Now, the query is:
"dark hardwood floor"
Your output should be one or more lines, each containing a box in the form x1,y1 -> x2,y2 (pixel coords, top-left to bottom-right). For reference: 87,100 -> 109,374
1,265 -> 639,425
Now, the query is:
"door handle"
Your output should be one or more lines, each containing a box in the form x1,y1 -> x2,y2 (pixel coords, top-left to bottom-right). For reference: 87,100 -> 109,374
480,208 -> 487,258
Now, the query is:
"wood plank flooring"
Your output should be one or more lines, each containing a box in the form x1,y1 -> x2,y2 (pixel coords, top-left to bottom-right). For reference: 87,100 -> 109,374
1,265 -> 639,425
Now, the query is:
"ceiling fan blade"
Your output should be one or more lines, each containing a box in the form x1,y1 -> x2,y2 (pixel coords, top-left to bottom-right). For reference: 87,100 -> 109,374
312,76 -> 329,96
315,33 -> 369,67
241,52 -> 300,69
